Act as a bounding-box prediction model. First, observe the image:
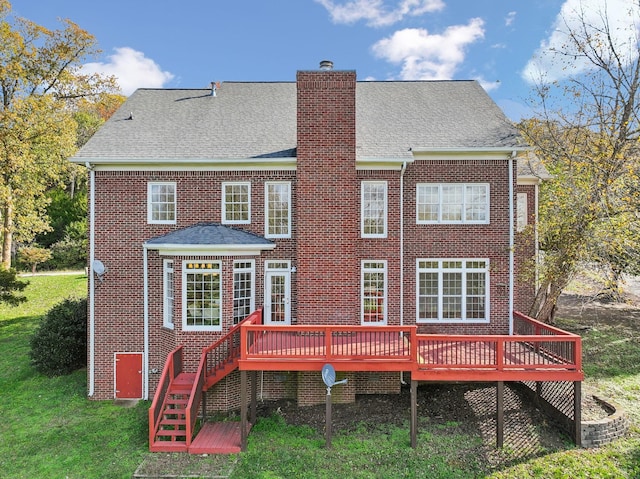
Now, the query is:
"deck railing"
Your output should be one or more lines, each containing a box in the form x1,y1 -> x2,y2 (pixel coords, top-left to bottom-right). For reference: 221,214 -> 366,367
183,309 -> 264,446
238,311 -> 581,379
241,323 -> 415,362
149,345 -> 184,446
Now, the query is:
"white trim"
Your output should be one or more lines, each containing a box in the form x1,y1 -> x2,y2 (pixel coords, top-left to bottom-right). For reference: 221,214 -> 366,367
411,147 -> 531,161
143,249 -> 149,400
361,260 -> 388,326
265,181 -> 292,239
87,164 -> 96,397
416,259 -> 490,324
233,259 -> 255,324
264,260 -> 292,326
162,259 -> 175,329
222,181 -> 251,225
147,181 -> 177,225
182,261 -> 223,332
508,156 -> 515,334
71,157 -> 297,171
416,183 -> 490,225
361,180 -> 388,238
146,243 -> 275,256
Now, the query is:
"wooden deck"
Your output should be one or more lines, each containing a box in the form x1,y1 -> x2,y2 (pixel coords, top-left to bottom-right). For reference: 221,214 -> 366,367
238,311 -> 583,382
189,422 -> 247,454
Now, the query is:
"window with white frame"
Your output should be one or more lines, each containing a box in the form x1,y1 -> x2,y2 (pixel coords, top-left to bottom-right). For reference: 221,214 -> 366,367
517,192 -> 528,232
233,260 -> 255,324
265,182 -> 291,238
361,261 -> 387,324
417,259 -> 489,322
222,182 -> 251,224
148,182 -> 176,224
416,183 -> 489,224
163,259 -> 174,329
183,261 -> 222,331
361,181 -> 387,237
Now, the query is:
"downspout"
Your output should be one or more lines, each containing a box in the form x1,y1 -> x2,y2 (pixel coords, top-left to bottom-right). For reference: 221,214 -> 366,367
143,245 -> 149,400
86,162 -> 96,397
400,161 -> 407,385
508,153 -> 516,335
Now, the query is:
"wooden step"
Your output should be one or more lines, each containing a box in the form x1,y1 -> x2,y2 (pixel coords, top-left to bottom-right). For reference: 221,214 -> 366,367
159,418 -> 186,426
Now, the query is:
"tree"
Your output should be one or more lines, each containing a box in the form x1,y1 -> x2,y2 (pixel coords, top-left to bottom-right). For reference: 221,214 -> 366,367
0,266 -> 27,305
0,1 -> 117,268
18,244 -> 52,274
521,1 -> 640,322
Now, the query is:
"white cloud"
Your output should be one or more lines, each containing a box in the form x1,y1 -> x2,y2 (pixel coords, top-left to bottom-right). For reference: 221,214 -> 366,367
372,18 -> 485,80
315,0 -> 445,27
505,11 -> 516,27
522,0 -> 640,84
82,47 -> 175,96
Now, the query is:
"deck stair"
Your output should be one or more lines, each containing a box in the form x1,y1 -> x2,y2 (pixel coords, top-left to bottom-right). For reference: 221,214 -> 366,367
151,372 -> 194,452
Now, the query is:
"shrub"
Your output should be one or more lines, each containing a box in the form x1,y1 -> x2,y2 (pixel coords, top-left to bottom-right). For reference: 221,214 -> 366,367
18,245 -> 53,274
29,298 -> 87,376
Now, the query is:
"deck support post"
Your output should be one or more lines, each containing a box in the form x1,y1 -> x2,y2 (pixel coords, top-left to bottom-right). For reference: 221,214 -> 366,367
201,389 -> 207,424
496,381 -> 504,448
250,371 -> 258,425
240,370 -> 248,451
574,381 -> 582,447
410,379 -> 417,448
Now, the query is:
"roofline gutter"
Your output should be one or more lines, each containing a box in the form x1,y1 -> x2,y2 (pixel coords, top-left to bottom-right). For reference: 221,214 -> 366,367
144,243 -> 277,256
410,146 -> 532,154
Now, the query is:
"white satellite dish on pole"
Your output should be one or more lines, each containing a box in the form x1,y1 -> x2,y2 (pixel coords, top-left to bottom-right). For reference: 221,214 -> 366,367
92,259 -> 107,282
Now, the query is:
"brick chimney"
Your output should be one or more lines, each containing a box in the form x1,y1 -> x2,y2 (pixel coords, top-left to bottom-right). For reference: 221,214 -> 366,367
295,62 -> 358,325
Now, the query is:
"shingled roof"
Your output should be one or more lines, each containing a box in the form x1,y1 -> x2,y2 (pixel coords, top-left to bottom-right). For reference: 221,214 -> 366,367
74,79 -> 527,162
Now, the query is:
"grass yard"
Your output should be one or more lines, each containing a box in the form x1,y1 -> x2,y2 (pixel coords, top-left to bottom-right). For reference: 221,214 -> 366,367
1,274 -> 639,478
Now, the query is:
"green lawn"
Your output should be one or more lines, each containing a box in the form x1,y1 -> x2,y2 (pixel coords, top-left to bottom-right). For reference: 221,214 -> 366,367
1,274 -> 639,478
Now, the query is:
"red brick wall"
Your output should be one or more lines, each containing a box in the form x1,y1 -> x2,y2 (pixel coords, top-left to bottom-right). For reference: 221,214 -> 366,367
402,159 -> 513,335
515,184 -> 538,314
296,70 -> 359,325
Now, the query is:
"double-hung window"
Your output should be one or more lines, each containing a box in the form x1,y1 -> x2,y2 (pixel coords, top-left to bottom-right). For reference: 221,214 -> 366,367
361,181 -> 387,238
183,261 -> 222,331
148,182 -> 176,224
361,261 -> 387,324
265,182 -> 291,238
416,183 -> 489,224
417,259 -> 489,322
222,182 -> 251,224
233,260 -> 255,324
163,260 -> 174,329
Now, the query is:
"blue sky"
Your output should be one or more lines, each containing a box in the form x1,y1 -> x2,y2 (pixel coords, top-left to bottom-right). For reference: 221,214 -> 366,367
9,0 -> 640,120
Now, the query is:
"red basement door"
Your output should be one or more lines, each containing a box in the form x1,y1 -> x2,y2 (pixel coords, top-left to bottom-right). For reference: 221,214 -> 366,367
114,352 -> 143,399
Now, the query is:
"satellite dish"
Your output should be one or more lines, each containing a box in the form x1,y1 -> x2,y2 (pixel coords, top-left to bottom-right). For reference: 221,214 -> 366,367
322,364 -> 336,388
92,260 -> 107,277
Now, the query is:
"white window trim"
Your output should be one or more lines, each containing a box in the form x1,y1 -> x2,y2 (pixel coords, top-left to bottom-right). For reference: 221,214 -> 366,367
182,260 -> 222,332
361,260 -> 388,325
517,192 -> 528,233
147,181 -> 177,225
361,181 -> 388,238
233,259 -> 255,324
222,182 -> 251,225
163,259 -> 174,329
265,181 -> 292,239
416,258 -> 490,324
416,183 -> 490,225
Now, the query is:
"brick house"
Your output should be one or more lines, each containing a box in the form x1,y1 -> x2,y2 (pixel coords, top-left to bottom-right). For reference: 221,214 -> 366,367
73,62 -> 578,452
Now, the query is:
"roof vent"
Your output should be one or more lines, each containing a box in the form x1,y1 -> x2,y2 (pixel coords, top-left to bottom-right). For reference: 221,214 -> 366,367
319,60 -> 334,71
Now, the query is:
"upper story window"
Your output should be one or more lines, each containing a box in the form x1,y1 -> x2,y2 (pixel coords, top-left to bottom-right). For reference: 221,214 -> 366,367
148,182 -> 176,224
361,181 -> 387,238
517,192 -> 528,232
265,182 -> 291,238
163,259 -> 174,329
222,182 -> 251,224
183,261 -> 222,331
416,183 -> 489,224
417,259 -> 489,323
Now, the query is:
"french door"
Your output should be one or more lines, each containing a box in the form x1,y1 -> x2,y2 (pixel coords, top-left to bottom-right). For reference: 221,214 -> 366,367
264,261 -> 291,325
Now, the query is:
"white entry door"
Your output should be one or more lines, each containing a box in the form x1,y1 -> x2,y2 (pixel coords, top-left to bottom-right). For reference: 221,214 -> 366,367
264,261 -> 291,325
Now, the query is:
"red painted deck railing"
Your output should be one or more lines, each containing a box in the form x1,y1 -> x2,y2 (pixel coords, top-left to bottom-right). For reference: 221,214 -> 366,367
149,345 -> 184,446
239,311 -> 582,380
